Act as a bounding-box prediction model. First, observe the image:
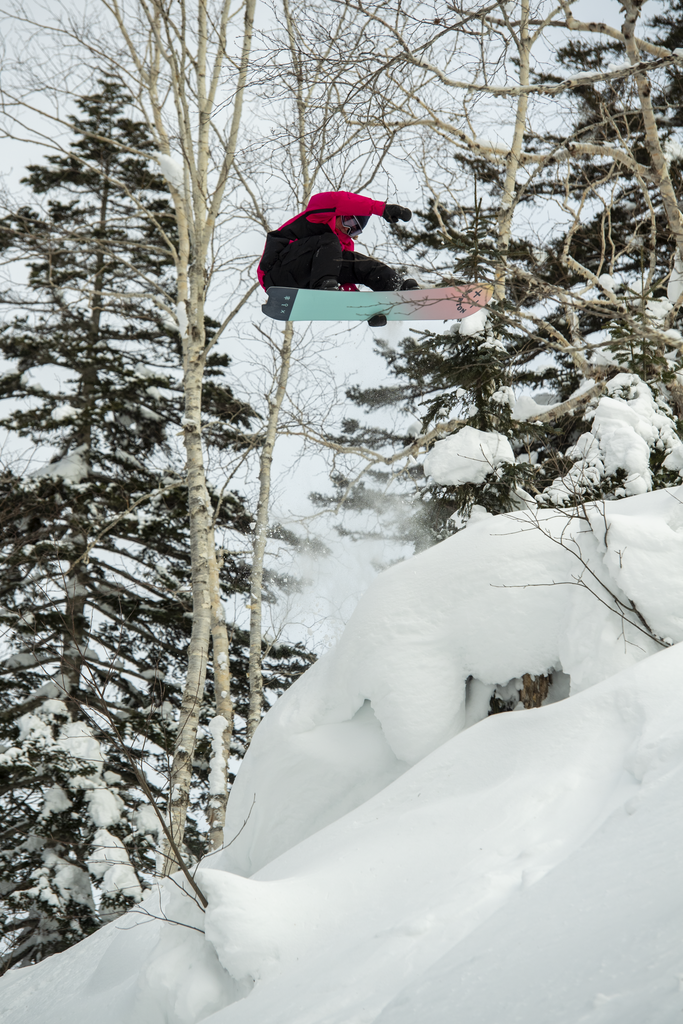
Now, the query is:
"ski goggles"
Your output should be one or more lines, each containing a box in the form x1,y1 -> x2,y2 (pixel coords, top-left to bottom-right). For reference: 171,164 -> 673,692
340,214 -> 370,238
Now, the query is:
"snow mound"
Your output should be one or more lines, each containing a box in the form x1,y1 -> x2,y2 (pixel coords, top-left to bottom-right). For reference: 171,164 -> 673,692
205,651 -> 683,1024
157,153 -> 186,196
50,404 -> 79,421
598,272 -> 617,292
668,254 -> 683,303
3,487 -> 683,1024
28,444 -> 89,483
219,488 -> 683,879
457,306 -> 487,336
3,644 -> 683,1024
423,425 -> 514,485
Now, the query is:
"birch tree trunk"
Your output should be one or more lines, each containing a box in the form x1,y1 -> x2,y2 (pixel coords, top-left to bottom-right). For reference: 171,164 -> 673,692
92,0 -> 257,872
207,534 -> 233,850
246,322 -> 293,742
164,317 -> 212,872
242,0 -> 337,744
621,0 -> 683,260
496,0 -> 530,301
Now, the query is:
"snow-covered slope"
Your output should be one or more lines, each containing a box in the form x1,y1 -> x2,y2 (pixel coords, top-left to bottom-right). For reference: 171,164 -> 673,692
218,489 -> 682,878
2,490 -> 683,1024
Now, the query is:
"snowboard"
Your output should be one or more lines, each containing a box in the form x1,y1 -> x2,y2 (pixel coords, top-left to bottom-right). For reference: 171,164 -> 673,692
261,283 -> 494,323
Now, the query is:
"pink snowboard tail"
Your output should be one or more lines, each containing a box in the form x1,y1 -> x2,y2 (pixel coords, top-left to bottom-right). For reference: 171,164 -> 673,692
262,283 -> 494,322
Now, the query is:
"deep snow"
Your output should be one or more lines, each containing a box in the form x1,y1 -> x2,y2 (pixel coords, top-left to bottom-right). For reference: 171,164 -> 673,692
2,487 -> 683,1024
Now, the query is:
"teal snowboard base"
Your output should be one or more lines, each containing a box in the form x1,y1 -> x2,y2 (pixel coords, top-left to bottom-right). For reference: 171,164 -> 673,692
262,283 -> 493,323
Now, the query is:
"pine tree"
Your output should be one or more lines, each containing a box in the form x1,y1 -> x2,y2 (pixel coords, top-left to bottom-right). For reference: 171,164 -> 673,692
521,10 -> 683,504
314,201 -> 585,548
0,79 -> 313,972
319,5 -> 683,544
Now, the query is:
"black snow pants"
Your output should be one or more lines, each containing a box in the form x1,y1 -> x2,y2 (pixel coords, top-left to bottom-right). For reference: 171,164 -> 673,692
262,234 -> 399,291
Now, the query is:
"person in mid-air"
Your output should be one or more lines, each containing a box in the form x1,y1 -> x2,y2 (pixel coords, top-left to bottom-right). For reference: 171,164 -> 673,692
258,190 -> 418,294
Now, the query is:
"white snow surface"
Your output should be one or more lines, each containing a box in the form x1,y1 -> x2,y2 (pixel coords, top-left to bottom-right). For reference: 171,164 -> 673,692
668,254 -> 683,304
87,829 -> 143,902
28,443 -> 89,483
512,393 -> 558,420
208,715 -> 230,796
177,301 -> 189,340
663,136 -> 683,165
38,784 -> 73,818
50,404 -> 79,421
423,425 -> 514,485
3,487 -> 683,1024
598,272 -> 617,292
86,788 -> 124,828
157,153 -> 186,196
457,306 -> 487,336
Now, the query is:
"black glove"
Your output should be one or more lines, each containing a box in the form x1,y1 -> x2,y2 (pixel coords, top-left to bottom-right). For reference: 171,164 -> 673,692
383,204 -> 412,224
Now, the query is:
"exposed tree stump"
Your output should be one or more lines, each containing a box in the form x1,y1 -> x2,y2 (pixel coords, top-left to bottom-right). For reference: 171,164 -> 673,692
520,673 -> 550,709
489,693 -> 517,715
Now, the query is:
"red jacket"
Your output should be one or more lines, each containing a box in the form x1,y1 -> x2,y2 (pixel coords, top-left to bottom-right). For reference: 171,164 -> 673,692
258,190 -> 386,290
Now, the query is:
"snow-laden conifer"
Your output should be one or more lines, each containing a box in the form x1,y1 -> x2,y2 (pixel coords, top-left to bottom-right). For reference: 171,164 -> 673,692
315,6 -> 683,540
0,79 -> 313,971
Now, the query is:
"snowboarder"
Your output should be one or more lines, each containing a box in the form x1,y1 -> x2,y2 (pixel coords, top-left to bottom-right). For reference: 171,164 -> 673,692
258,190 -> 418,325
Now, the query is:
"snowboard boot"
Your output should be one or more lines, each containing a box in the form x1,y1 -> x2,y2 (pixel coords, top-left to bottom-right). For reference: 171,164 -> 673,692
315,276 -> 340,290
400,278 -> 419,290
368,314 -> 388,327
